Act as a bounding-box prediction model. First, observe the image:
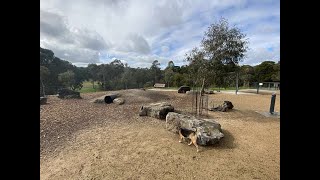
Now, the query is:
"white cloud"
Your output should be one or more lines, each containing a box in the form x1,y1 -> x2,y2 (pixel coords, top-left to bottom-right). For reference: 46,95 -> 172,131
40,10 -> 109,64
241,46 -> 280,65
40,0 -> 279,67
115,33 -> 151,54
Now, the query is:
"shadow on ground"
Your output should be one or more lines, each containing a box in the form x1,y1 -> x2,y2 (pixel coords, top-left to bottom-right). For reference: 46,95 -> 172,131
201,129 -> 236,152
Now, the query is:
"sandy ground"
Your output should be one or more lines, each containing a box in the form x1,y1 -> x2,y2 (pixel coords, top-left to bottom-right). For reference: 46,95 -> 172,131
40,89 -> 280,180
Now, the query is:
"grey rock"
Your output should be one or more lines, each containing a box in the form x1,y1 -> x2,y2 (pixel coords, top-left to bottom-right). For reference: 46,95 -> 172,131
209,101 -> 234,112
90,95 -> 107,103
166,112 -> 224,146
139,102 -> 174,119
113,98 -> 125,105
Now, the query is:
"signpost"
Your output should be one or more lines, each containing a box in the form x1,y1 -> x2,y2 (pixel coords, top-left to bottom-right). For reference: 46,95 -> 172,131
257,83 -> 263,94
269,93 -> 276,114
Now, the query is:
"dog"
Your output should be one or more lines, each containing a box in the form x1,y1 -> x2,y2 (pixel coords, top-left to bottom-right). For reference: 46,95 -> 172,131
178,128 -> 199,152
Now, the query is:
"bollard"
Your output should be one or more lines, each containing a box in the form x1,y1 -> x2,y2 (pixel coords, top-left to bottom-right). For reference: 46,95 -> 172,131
269,93 -> 276,114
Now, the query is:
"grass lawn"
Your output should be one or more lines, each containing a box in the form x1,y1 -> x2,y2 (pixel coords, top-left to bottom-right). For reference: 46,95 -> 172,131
78,81 -> 104,93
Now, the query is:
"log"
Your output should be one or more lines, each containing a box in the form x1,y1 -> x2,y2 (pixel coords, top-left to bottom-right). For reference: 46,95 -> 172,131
104,94 -> 118,103
165,112 -> 224,146
139,102 -> 174,119
90,93 -> 119,104
90,95 -> 106,103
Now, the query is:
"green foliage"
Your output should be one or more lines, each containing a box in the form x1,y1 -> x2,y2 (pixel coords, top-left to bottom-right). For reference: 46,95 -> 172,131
40,66 -> 50,96
164,65 -> 174,87
58,70 -> 75,89
150,60 -> 161,84
186,47 -> 210,86
168,61 -> 175,68
40,66 -> 50,78
272,61 -> 280,81
41,45 -> 279,92
201,18 -> 249,65
240,65 -> 255,87
184,18 -> 249,93
144,81 -> 153,88
40,47 -> 86,94
254,61 -> 279,82
78,81 -> 103,93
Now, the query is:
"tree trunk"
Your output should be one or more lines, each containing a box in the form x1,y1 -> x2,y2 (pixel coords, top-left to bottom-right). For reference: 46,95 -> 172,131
236,72 -> 239,95
200,78 -> 205,96
40,77 -> 46,97
166,112 -> 224,146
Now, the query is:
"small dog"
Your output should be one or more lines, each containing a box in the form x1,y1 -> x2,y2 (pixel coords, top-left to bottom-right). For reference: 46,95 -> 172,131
178,128 -> 199,152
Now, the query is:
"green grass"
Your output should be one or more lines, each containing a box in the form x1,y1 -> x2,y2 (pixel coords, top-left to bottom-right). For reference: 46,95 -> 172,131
210,86 -> 256,91
162,87 -> 179,90
78,81 -> 104,93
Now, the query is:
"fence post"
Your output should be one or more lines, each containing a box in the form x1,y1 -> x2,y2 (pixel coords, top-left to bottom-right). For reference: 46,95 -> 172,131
269,93 -> 276,114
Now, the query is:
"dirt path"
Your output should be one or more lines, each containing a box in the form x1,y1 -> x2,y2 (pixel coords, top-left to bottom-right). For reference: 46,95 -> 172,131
40,89 -> 280,180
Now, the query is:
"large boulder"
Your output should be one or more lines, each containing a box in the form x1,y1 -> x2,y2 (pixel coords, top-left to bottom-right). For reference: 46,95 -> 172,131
113,98 -> 125,105
209,101 -> 234,112
165,112 -> 224,146
57,88 -> 81,99
139,102 -> 174,119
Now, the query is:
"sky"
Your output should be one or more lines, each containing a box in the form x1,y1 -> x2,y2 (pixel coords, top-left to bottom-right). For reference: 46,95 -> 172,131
40,0 -> 280,69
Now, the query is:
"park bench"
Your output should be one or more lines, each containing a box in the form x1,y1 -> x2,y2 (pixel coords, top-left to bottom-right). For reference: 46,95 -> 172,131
154,83 -> 166,88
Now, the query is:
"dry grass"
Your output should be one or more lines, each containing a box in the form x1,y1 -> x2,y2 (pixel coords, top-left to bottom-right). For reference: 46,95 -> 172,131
40,89 -> 280,180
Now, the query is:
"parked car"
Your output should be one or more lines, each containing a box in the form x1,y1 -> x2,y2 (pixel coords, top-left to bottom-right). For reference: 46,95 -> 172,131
178,86 -> 191,93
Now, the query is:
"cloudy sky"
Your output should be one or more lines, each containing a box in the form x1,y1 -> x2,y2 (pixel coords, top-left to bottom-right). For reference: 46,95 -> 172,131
40,0 -> 280,69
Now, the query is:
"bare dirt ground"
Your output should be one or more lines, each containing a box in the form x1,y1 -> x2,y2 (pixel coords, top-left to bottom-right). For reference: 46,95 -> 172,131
40,89 -> 280,180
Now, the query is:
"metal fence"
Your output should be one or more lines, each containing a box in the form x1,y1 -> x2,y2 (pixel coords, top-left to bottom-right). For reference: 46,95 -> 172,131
250,82 -> 280,91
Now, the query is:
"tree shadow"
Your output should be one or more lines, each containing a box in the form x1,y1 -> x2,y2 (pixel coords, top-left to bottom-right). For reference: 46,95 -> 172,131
201,129 -> 236,151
